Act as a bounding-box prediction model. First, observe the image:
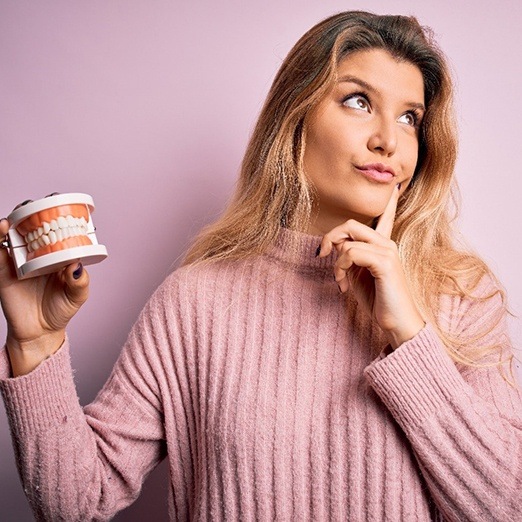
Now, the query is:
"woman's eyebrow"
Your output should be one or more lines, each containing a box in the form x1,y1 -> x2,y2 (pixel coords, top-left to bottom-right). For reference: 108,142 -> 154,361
338,75 -> 425,112
407,101 -> 426,112
338,75 -> 375,92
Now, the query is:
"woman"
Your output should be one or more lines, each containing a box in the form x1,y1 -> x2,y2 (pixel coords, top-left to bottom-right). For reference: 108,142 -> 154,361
0,11 -> 520,521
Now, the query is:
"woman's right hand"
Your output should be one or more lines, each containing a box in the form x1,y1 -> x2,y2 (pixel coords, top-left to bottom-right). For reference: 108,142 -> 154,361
0,213 -> 90,376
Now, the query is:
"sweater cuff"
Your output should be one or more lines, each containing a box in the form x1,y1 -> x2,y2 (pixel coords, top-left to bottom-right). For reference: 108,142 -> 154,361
0,340 -> 81,437
364,323 -> 468,428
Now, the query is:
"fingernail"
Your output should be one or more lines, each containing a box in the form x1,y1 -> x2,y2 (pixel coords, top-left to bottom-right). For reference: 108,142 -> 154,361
315,245 -> 321,257
73,262 -> 83,280
45,192 -> 60,197
397,183 -> 402,191
0,218 -> 7,224
337,283 -> 343,294
21,199 -> 32,206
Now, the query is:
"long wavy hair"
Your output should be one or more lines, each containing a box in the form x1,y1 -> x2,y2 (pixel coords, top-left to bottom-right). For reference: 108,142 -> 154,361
183,11 -> 510,368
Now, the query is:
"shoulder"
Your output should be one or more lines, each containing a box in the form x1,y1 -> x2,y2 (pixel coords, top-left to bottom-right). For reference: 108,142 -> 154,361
436,270 -> 510,365
159,258 -> 254,295
439,270 -> 506,323
144,257 -> 259,315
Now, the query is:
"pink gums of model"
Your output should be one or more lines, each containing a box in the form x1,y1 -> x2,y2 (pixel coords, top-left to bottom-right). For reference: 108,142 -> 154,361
6,193 -> 108,279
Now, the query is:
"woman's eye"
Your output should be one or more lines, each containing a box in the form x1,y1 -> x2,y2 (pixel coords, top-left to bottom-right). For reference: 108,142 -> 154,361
397,112 -> 417,127
343,94 -> 370,112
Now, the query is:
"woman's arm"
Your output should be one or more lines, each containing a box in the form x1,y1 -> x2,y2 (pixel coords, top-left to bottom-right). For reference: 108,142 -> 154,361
0,278 -> 178,520
318,189 -> 522,520
0,216 -> 183,520
364,284 -> 522,522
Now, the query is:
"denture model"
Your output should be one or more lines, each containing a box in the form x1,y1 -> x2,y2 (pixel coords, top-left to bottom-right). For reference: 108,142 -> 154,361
6,193 -> 108,279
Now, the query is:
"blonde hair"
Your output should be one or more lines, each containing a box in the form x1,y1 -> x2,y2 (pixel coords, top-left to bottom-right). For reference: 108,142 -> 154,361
183,12 -> 510,368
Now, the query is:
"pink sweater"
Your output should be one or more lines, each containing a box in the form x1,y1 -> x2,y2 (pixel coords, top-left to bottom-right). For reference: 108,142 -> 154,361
1,228 -> 521,521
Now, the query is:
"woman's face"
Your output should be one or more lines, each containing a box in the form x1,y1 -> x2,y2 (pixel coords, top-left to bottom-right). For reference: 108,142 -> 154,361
303,48 -> 425,234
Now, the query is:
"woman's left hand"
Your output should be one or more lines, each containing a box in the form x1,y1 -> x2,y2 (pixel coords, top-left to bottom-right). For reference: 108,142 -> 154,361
318,185 -> 425,349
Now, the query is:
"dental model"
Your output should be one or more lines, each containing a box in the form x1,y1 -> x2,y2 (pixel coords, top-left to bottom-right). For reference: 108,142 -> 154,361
6,193 -> 108,279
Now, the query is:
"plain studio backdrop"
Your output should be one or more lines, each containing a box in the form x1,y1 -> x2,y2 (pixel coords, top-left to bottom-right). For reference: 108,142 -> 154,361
1,1 -> 521,520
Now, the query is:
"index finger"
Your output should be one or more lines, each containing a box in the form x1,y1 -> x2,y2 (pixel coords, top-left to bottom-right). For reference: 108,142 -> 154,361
375,184 -> 400,238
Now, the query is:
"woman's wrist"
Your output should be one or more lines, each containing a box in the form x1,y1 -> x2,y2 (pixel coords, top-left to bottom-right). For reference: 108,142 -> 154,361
6,330 -> 65,377
386,316 -> 426,350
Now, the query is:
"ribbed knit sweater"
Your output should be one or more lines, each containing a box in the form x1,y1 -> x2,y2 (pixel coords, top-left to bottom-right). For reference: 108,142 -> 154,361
1,228 -> 521,521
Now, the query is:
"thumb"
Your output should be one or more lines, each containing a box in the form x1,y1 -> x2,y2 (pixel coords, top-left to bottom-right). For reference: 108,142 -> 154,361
63,262 -> 90,308
0,218 -> 17,287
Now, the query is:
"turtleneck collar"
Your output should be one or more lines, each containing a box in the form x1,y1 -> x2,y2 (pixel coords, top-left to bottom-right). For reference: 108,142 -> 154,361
265,227 -> 339,272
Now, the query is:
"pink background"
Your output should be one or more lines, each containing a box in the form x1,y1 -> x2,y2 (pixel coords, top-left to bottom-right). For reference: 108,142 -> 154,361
1,1 -> 521,520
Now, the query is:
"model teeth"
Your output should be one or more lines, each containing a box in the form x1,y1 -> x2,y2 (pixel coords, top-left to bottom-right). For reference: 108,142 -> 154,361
24,215 -> 89,253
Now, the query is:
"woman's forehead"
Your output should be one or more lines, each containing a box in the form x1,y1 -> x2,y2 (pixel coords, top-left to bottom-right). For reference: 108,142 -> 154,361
335,49 -> 425,104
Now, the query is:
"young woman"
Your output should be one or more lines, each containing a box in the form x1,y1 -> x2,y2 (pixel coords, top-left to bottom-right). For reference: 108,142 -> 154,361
1,11 -> 520,521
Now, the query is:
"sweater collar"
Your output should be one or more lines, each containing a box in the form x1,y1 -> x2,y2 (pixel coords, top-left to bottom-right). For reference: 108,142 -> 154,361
266,227 -> 338,271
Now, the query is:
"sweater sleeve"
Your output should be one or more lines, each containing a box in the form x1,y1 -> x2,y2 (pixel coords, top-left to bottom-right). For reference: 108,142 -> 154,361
364,281 -> 522,522
0,281 -> 181,521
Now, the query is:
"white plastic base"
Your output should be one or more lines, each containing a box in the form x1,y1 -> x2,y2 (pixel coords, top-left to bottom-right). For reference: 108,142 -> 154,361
15,244 -> 108,279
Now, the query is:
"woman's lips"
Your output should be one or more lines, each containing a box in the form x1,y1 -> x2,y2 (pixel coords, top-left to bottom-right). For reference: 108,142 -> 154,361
355,163 -> 396,183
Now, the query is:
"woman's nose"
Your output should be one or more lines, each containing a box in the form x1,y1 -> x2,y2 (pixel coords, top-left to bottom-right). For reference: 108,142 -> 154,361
367,116 -> 397,156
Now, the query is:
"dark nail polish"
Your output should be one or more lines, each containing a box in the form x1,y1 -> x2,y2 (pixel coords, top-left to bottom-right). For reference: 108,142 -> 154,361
21,199 -> 33,206
45,192 -> 60,197
73,262 -> 83,280
315,245 -> 321,257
